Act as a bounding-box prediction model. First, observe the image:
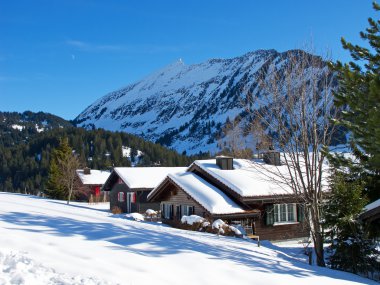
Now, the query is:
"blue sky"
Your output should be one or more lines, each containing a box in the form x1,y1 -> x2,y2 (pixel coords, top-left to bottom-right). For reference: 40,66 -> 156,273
0,0 -> 376,120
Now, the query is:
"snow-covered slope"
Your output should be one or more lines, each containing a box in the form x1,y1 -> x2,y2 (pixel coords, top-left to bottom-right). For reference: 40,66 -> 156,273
75,50 -> 334,155
0,193 -> 375,285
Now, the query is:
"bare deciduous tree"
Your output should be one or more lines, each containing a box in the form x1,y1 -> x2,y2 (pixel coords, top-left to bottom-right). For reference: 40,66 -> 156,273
243,49 -> 339,267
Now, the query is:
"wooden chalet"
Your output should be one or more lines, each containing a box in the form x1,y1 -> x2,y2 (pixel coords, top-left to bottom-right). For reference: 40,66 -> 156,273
360,198 -> 380,237
102,167 -> 186,213
76,168 -> 110,202
148,155 -> 313,241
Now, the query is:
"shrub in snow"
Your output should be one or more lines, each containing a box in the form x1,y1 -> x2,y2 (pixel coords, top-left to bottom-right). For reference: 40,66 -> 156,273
111,206 -> 122,214
229,225 -> 242,236
211,219 -> 241,237
145,209 -> 158,221
179,215 -> 211,232
126,213 -> 145,222
212,219 -> 225,229
181,215 -> 205,225
146,209 -> 157,216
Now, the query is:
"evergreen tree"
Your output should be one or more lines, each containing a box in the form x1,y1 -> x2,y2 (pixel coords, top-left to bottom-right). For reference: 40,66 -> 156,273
332,2 -> 380,201
46,138 -> 73,199
324,172 -> 379,277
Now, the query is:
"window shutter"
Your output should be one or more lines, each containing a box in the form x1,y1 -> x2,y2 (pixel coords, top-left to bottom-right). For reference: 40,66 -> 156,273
176,206 -> 181,220
170,204 -> 174,219
297,204 -> 305,222
265,204 -> 274,225
131,192 -> 136,203
161,203 -> 165,218
191,206 -> 195,215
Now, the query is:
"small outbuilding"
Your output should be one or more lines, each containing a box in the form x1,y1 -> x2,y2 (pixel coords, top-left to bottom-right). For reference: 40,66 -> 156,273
76,168 -> 110,202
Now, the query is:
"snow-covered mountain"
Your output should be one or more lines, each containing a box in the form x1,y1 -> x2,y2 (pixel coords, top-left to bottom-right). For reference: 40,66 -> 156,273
75,49 -> 333,155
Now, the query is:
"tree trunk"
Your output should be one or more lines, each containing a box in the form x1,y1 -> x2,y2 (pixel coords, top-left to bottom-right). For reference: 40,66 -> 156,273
309,203 -> 325,267
67,187 -> 72,205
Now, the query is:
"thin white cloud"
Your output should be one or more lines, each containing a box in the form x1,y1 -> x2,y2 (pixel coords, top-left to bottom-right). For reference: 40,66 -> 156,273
65,39 -> 122,52
64,39 -> 196,54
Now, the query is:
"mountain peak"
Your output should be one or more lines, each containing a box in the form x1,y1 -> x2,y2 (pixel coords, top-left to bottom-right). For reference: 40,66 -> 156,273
75,49 -> 331,155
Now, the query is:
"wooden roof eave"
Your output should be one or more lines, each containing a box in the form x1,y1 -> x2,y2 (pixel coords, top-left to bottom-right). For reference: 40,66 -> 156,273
213,210 -> 261,219
360,206 -> 380,221
241,194 -> 302,203
146,178 -> 171,202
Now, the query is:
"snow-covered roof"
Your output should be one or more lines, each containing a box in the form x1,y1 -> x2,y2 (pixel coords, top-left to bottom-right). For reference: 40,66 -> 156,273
165,172 -> 245,215
113,167 -> 187,189
76,169 -> 110,185
192,157 -> 329,198
364,198 -> 380,213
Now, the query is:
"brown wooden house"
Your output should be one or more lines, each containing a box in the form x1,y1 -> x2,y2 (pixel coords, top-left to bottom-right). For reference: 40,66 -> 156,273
148,172 -> 260,228
148,156 -> 311,241
102,167 -> 186,213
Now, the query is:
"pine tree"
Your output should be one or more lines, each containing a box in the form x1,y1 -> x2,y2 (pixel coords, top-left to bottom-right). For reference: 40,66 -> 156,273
46,137 -> 75,200
332,2 -> 380,201
324,172 -> 379,277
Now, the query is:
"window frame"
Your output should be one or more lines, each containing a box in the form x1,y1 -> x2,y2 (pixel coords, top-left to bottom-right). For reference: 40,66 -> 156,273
273,203 -> 297,224
162,203 -> 173,219
117,192 -> 125,202
181,205 -> 194,216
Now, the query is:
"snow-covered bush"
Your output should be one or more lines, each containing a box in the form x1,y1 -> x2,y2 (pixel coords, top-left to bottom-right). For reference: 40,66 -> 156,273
181,215 -> 205,225
212,219 -> 242,237
180,215 -> 211,232
126,213 -> 144,222
146,209 -> 157,216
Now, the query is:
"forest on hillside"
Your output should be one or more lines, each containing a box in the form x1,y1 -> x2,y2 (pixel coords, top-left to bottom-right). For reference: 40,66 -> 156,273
0,115 -> 207,194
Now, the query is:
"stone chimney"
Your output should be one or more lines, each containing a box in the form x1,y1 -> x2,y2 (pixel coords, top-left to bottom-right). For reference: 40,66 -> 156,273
83,167 -> 91,175
263,151 -> 281,166
216,156 -> 234,170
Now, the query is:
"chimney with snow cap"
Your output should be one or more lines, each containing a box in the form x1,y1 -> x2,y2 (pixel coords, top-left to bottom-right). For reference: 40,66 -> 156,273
263,151 -> 281,166
83,167 -> 91,175
216,156 -> 234,170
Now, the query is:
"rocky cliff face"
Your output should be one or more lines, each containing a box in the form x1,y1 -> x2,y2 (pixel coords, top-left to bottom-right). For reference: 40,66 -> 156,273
75,49 -> 333,154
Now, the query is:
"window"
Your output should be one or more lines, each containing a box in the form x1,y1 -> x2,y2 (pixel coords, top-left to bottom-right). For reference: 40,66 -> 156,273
117,192 -> 125,202
181,205 -> 194,216
162,203 -> 173,219
274,203 -> 297,223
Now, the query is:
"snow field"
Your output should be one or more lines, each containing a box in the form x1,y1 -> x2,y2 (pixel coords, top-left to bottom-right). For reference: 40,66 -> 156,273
0,193 -> 376,285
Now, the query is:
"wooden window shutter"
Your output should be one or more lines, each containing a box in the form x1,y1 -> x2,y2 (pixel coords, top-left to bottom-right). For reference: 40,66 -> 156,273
265,204 -> 274,225
176,205 -> 181,220
170,204 -> 174,219
131,192 -> 136,203
161,203 -> 165,218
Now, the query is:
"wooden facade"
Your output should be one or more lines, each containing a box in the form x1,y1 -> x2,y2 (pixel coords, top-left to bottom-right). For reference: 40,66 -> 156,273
150,178 -> 260,229
149,159 -> 310,241
104,171 -> 160,213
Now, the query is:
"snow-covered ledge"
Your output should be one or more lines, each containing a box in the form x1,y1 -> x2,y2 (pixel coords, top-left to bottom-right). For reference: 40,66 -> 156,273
273,222 -> 299,226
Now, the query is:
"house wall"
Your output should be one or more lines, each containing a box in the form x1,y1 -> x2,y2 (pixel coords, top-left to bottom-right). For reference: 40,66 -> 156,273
136,191 -> 160,213
160,184 -> 209,221
255,219 -> 309,241
109,184 -> 160,213
249,203 -> 309,241
110,183 -> 130,213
